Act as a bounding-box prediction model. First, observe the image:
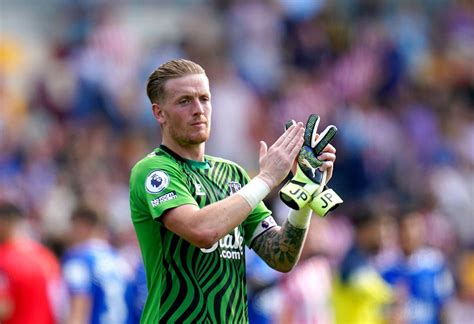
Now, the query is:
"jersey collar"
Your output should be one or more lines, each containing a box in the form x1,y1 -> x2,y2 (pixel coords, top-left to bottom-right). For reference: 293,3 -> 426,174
158,145 -> 211,170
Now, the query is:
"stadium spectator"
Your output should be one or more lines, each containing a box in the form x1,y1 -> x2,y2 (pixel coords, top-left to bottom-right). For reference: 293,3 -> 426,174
0,201 -> 63,324
245,247 -> 282,324
125,260 -> 147,324
332,204 -> 397,324
445,247 -> 474,324
381,207 -> 454,324
62,205 -> 132,324
276,217 -> 334,324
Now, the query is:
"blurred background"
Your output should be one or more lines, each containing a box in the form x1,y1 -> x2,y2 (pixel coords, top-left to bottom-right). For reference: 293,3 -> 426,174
0,0 -> 473,323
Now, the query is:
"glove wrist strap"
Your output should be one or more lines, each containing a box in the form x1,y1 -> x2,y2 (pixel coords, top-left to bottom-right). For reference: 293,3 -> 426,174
287,205 -> 312,229
279,180 -> 313,210
279,167 -> 323,210
310,188 -> 343,217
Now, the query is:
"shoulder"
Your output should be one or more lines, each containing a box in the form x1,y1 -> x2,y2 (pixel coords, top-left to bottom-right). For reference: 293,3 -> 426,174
63,242 -> 111,265
31,243 -> 59,274
12,239 -> 56,259
62,247 -> 91,277
206,155 -> 248,174
340,246 -> 369,282
130,150 -> 186,187
409,247 -> 446,270
62,244 -> 86,262
132,150 -> 180,174
206,155 -> 241,167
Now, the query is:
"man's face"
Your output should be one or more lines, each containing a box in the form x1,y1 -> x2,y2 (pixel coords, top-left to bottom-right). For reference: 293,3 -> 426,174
156,73 -> 212,146
399,212 -> 425,255
357,217 -> 385,255
365,219 -> 384,254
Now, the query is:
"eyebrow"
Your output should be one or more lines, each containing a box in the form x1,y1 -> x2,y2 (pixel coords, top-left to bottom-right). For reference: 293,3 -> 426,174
172,91 -> 210,100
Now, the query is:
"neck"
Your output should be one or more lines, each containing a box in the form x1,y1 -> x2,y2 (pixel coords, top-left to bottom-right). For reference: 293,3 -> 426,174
73,231 -> 104,246
0,225 -> 21,244
402,247 -> 415,258
0,233 -> 15,244
162,139 -> 205,162
356,236 -> 377,256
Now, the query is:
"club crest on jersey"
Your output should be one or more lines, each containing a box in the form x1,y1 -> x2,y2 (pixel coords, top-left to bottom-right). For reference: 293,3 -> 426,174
194,183 -> 206,196
228,181 -> 242,195
145,170 -> 169,194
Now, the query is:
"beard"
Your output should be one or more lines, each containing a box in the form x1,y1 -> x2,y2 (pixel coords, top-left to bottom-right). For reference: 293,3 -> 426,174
169,125 -> 210,146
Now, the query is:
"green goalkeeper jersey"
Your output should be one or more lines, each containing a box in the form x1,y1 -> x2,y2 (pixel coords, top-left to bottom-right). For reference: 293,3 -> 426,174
129,145 -> 276,323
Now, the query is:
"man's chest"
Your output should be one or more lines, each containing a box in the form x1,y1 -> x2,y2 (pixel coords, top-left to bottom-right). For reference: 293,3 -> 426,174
186,168 -> 244,204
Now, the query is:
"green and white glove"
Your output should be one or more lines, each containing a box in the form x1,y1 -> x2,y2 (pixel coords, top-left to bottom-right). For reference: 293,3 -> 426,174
279,114 -> 343,216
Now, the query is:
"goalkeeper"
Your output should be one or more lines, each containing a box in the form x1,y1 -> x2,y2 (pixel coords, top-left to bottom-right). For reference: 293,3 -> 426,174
129,59 -> 339,323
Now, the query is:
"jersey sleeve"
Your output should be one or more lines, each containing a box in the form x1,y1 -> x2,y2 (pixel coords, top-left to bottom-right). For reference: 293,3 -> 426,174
0,271 -> 13,306
63,258 -> 92,295
130,156 -> 198,221
237,167 -> 276,247
433,263 -> 454,305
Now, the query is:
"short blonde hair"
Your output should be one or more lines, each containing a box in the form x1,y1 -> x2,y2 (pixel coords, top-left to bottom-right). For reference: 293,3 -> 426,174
146,59 -> 206,104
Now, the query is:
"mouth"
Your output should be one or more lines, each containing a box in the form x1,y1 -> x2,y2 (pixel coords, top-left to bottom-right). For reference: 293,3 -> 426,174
191,121 -> 207,127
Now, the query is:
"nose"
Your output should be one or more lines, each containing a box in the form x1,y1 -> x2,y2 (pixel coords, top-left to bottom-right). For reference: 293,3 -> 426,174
192,99 -> 205,115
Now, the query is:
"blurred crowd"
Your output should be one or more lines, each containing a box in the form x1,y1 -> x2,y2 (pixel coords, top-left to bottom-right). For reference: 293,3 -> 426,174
0,0 -> 473,323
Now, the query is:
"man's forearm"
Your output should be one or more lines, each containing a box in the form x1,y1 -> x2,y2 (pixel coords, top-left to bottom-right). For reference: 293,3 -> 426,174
163,177 -> 270,248
251,219 -> 308,272
163,193 -> 254,248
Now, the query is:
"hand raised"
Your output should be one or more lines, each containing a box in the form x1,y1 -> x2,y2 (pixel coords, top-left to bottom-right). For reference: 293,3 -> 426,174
257,123 -> 305,189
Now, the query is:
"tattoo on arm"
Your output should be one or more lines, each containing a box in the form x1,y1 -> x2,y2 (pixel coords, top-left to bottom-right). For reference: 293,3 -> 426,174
251,220 -> 307,271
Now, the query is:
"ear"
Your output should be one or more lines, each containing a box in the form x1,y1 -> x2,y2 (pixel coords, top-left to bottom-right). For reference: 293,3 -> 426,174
152,103 -> 165,124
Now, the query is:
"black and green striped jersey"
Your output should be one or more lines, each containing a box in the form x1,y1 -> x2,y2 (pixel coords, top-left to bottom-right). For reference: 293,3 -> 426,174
129,145 -> 276,323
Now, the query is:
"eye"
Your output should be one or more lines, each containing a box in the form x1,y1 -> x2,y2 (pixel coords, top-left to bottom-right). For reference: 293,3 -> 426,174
200,96 -> 210,102
179,98 -> 190,105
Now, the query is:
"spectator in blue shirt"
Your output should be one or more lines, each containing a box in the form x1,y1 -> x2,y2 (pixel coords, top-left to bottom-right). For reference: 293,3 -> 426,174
381,207 -> 454,324
126,260 -> 147,324
62,206 -> 132,324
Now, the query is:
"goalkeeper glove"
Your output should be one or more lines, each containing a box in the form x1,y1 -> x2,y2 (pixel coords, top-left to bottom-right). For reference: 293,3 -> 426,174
279,114 -> 343,216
